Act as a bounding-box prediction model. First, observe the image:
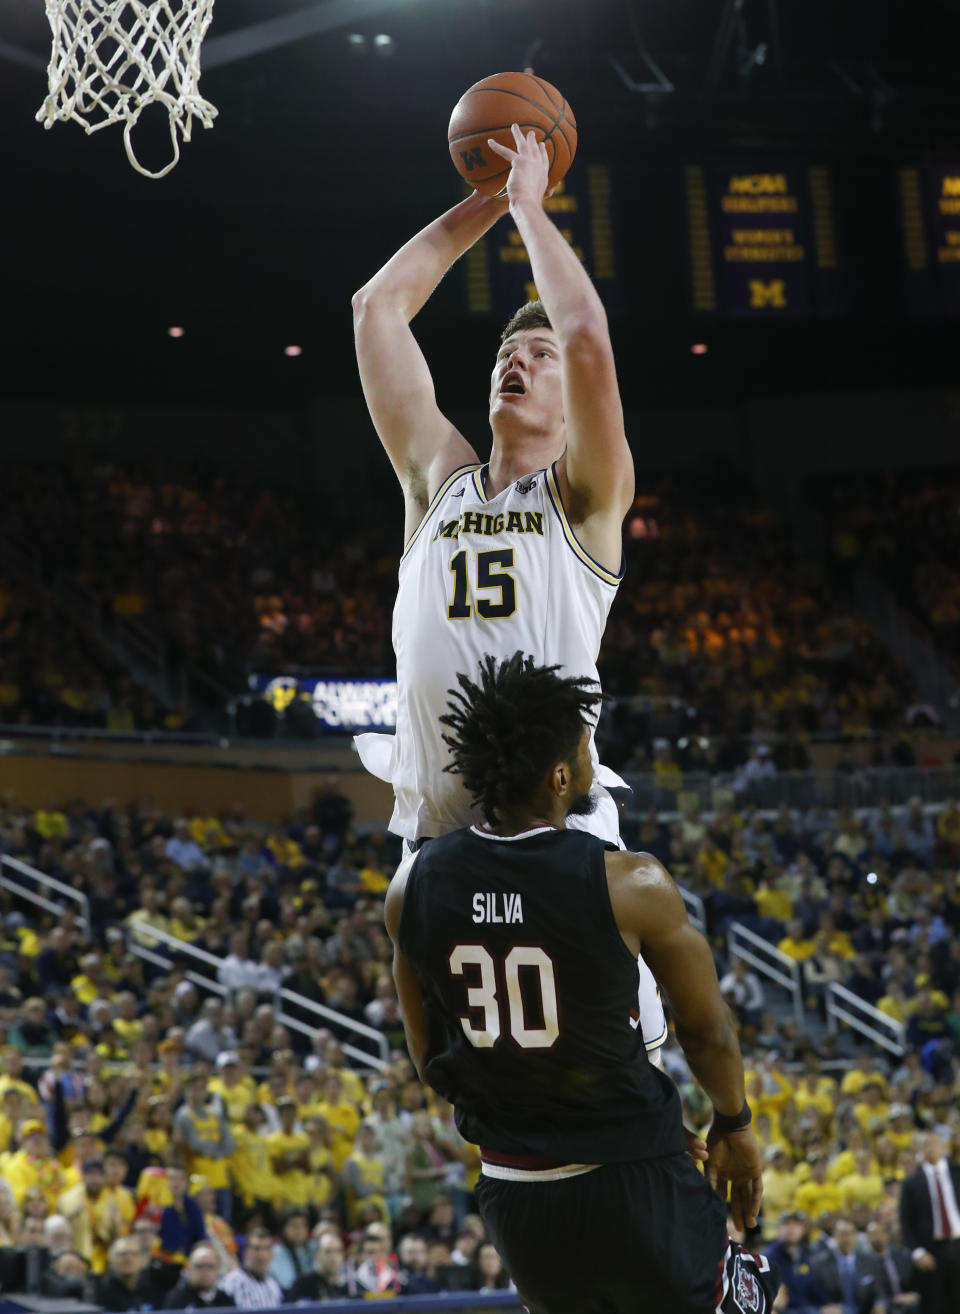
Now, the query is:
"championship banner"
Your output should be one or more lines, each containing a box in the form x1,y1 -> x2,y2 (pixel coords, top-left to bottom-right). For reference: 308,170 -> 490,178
253,675 -> 397,731
464,165 -> 621,318
900,165 -> 960,316
685,161 -> 845,316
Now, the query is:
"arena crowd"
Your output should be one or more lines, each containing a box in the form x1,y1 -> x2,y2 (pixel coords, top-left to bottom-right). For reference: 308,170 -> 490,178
0,781 -> 957,1309
2,461 -> 946,763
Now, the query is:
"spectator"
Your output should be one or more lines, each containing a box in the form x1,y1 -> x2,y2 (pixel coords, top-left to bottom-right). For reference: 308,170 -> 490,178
44,1249 -> 93,1302
217,934 -> 262,994
761,1147 -> 801,1241
397,1233 -> 440,1295
220,1228 -> 283,1308
9,997 -> 58,1057
288,1230 -> 348,1302
763,1211 -> 832,1313
266,1209 -> 312,1293
862,1219 -> 916,1307
811,1217 -> 879,1311
266,1096 -> 310,1210
778,919 -> 816,963
174,1073 -> 234,1219
165,821 -> 211,874
97,1236 -> 162,1313
163,1242 -> 235,1309
188,1176 -> 237,1276
158,1165 -> 206,1263
718,959 -> 766,1026
351,1224 -> 402,1297
57,1156 -> 124,1275
475,1241 -> 514,1293
229,1105 -> 274,1230
838,1149 -> 886,1213
185,1000 -> 237,1065
794,1155 -> 844,1221
341,1122 -> 388,1228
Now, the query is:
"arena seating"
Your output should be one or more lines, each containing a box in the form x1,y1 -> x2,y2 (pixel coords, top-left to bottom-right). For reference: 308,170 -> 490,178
0,789 -> 957,1304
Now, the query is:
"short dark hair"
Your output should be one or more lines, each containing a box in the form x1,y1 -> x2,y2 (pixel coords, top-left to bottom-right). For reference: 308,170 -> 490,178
440,652 -> 601,826
500,299 -> 553,342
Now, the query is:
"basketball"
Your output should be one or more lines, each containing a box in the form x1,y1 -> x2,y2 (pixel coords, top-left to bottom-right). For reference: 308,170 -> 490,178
448,71 -> 577,197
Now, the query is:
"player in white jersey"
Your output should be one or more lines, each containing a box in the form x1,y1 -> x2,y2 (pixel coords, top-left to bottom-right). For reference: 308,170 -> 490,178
352,125 -> 667,1057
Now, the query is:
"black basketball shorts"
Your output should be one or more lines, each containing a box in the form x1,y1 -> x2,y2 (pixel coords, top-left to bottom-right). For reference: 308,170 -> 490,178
476,1153 -> 779,1314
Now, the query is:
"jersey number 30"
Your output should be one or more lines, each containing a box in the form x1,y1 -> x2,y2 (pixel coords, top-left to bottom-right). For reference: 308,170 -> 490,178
448,549 -> 516,620
448,945 -> 559,1049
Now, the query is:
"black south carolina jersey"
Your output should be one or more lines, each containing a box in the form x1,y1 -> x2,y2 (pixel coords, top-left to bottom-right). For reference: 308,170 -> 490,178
398,824 -> 684,1164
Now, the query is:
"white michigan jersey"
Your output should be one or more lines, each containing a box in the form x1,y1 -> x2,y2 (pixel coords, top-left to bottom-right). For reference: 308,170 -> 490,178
354,460 -> 668,1057
390,460 -> 619,839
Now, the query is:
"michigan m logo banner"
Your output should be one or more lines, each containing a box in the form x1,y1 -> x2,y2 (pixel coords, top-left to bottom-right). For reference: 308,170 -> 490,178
748,279 -> 787,308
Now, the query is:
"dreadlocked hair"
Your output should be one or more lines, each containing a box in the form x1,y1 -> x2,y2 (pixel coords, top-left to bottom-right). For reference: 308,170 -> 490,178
440,651 -> 601,827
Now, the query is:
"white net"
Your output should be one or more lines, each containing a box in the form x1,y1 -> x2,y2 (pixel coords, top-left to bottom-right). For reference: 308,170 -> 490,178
36,0 -> 219,179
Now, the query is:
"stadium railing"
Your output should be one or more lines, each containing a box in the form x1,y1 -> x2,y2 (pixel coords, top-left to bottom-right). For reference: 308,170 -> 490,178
123,922 -> 390,1070
726,923 -> 804,1027
0,853 -> 91,929
825,982 -> 906,1057
679,885 -> 706,933
623,764 -> 960,811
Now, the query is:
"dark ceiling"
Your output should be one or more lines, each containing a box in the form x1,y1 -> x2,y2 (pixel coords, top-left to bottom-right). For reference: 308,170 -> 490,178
2,0 -> 960,414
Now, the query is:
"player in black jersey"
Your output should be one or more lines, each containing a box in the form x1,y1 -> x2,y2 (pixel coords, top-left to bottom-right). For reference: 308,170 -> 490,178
384,653 -> 781,1314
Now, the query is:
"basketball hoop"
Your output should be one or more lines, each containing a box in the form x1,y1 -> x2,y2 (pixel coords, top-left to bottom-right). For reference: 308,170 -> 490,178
36,0 -> 219,179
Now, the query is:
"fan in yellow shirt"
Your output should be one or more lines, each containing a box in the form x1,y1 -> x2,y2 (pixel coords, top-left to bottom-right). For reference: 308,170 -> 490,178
230,1105 -> 275,1213
754,883 -> 792,923
58,1157 -> 126,1274
303,1115 -> 336,1211
852,1081 -> 889,1134
839,1057 -> 888,1098
5,1122 -> 73,1208
761,1146 -> 800,1241
266,1097 -> 311,1208
0,1088 -> 28,1152
792,1071 -> 836,1120
341,1122 -> 388,1227
828,1133 -> 878,1184
885,1104 -> 916,1152
837,1149 -> 885,1210
876,987 -> 908,1025
793,1155 -> 844,1219
777,920 -> 816,962
208,1055 -> 257,1124
189,813 -> 229,850
319,1040 -> 366,1108
0,1049 -> 41,1108
315,1073 -> 361,1172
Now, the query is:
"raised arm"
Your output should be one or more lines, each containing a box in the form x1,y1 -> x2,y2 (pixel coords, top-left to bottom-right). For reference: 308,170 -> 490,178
383,866 -> 430,1081
606,850 -> 763,1230
489,128 -> 634,567
352,193 -> 507,539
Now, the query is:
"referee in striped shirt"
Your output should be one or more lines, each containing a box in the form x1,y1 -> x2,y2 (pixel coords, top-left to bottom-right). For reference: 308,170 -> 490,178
221,1230 -> 284,1309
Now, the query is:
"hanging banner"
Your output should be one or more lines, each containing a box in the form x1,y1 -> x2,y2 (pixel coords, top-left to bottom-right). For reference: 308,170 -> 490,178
900,165 -> 960,316
465,164 -> 621,319
685,161 -> 845,316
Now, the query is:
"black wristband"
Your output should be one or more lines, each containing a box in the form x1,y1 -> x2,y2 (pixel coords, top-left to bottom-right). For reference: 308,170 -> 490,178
712,1101 -> 752,1133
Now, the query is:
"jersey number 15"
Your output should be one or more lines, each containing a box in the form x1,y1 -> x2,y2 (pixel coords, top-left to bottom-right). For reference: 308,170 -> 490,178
448,944 -> 559,1049
448,549 -> 516,620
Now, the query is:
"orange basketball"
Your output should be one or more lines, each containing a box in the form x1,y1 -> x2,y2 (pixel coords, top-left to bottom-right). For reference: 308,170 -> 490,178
448,71 -> 577,197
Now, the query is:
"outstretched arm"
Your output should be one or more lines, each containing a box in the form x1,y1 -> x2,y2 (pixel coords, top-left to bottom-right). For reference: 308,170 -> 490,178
352,193 -> 508,537
489,128 -> 633,565
607,851 -> 762,1230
